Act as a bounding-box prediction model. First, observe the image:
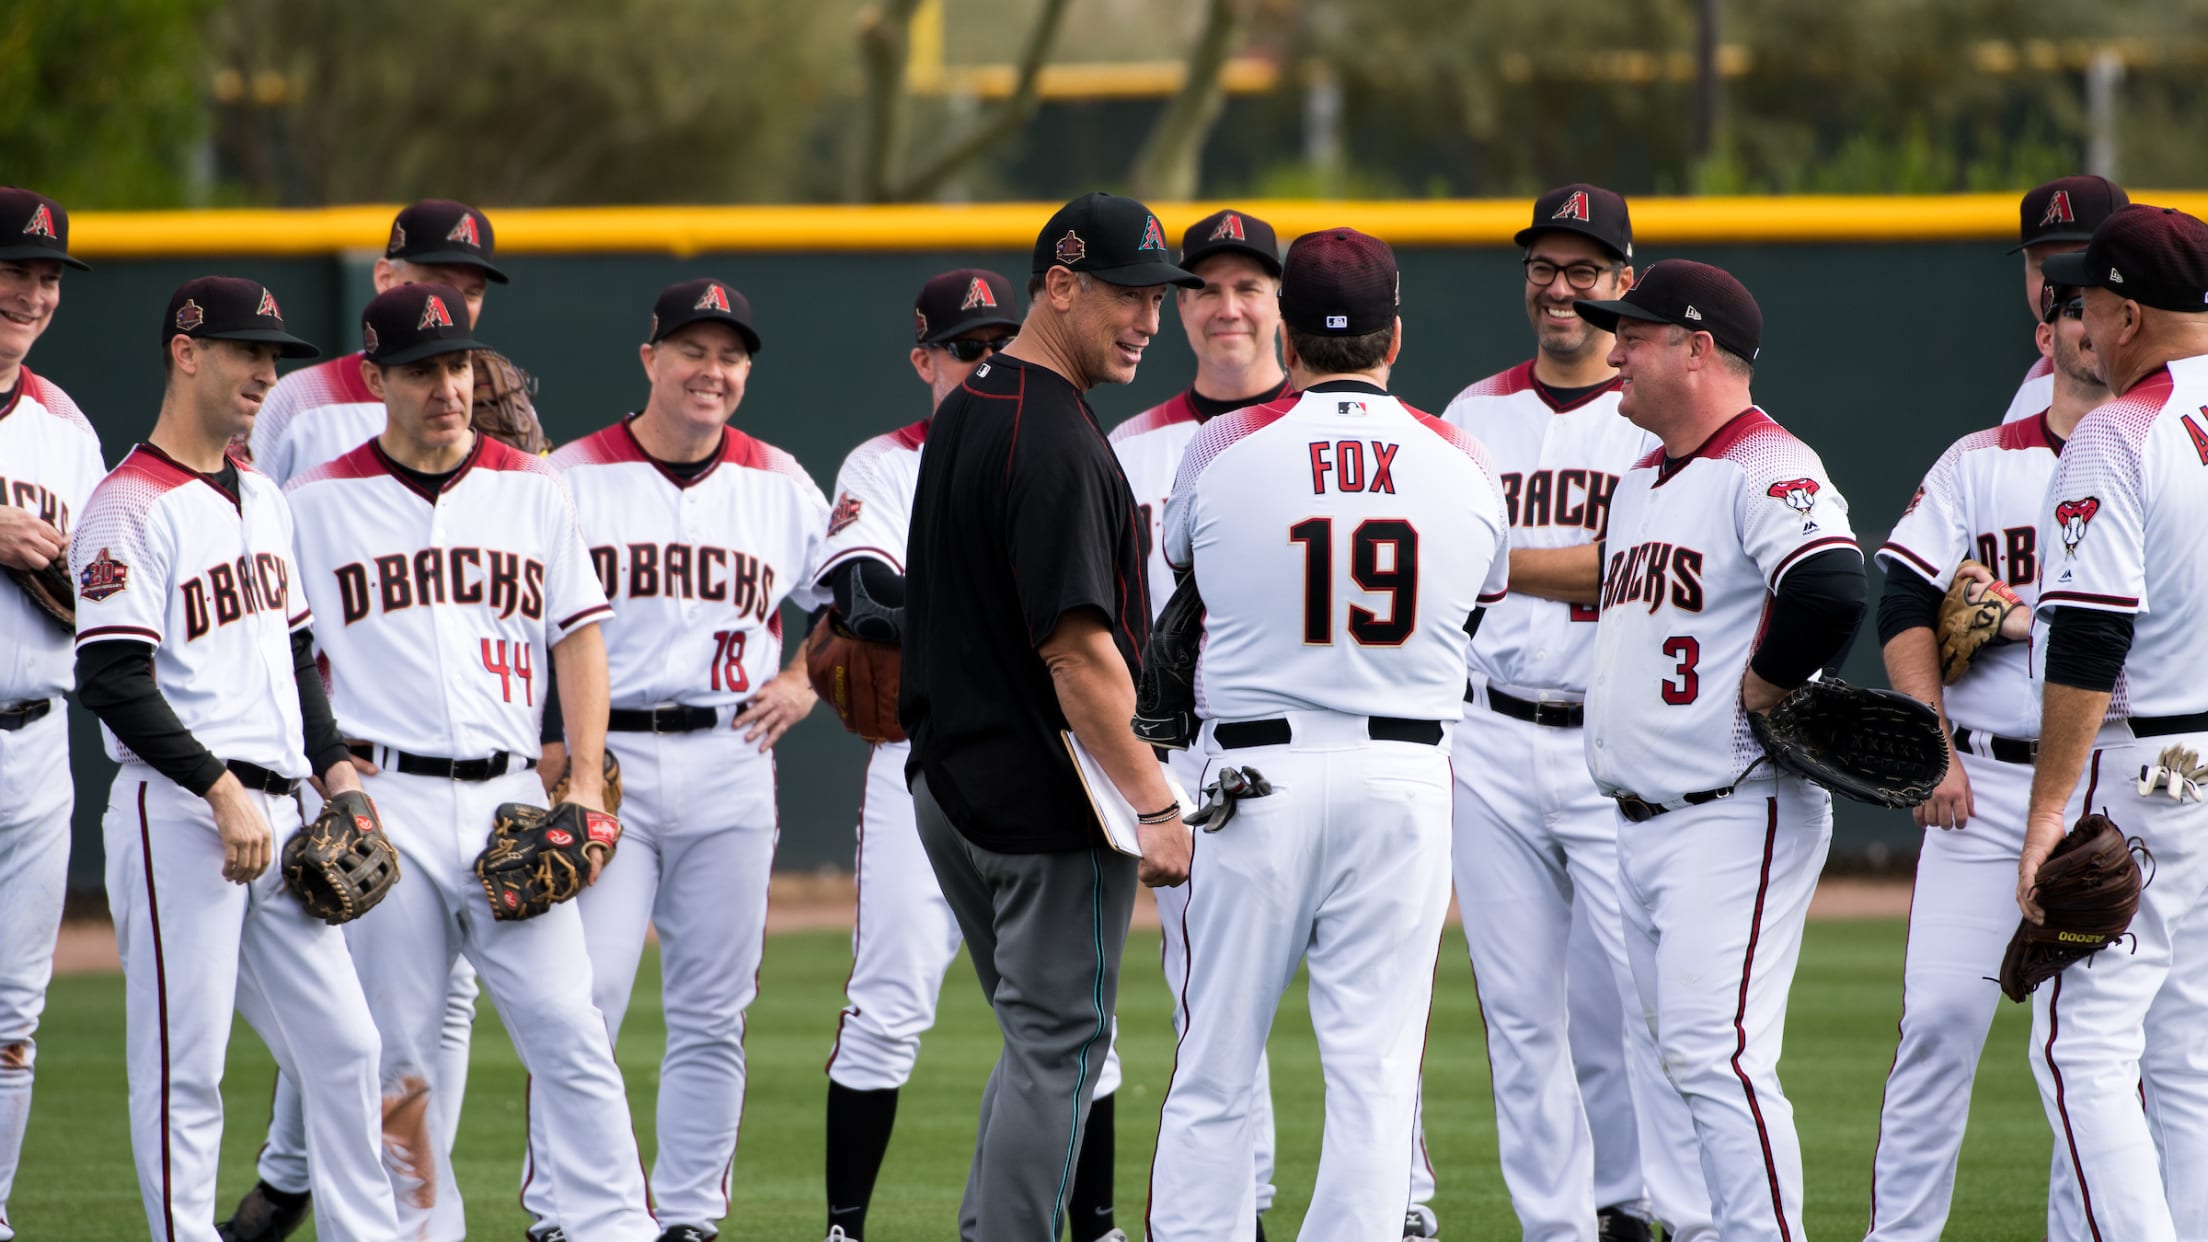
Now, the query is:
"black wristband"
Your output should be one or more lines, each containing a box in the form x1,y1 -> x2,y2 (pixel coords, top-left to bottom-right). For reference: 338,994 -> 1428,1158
1136,802 -> 1181,823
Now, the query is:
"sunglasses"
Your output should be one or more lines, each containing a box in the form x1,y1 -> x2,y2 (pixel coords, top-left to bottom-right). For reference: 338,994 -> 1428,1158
935,335 -> 1016,362
1523,258 -> 1619,292
2040,284 -> 2085,323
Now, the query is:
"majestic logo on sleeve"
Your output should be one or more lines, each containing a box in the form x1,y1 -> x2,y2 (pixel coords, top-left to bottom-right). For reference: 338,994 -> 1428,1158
2054,496 -> 2100,558
959,277 -> 997,310
1138,215 -> 1169,252
78,549 -> 130,602
2040,191 -> 2075,226
1553,190 -> 1591,222
1209,213 -> 1246,242
1054,230 -> 1087,265
417,295 -> 455,330
255,288 -> 282,319
695,283 -> 732,313
1766,477 -> 1822,532
446,212 -> 482,247
21,204 -> 56,238
828,492 -> 864,536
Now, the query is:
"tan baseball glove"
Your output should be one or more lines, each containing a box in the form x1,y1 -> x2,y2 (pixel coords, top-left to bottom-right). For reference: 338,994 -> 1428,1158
472,349 -> 551,455
1936,560 -> 2026,684
548,749 -> 624,815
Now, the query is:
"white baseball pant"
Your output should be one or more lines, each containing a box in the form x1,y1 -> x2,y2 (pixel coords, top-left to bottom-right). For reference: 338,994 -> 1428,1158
0,710 -> 69,1242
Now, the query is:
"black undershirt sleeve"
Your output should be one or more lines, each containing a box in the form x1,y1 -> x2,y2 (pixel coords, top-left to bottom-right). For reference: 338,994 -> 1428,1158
2043,606 -> 2135,693
1874,567 -> 1944,646
291,628 -> 351,776
1462,606 -> 1487,641
75,640 -> 228,796
1749,547 -> 1868,689
828,557 -> 907,644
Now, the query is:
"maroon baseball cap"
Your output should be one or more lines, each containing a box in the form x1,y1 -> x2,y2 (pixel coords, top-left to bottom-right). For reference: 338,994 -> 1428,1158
1574,259 -> 1762,362
1279,228 -> 1399,336
1516,183 -> 1632,262
385,199 -> 508,283
649,277 -> 761,354
1179,208 -> 1282,278
2010,176 -> 2128,254
165,277 -> 319,359
913,269 -> 1020,344
360,284 -> 489,366
0,187 -> 88,270
2041,205 -> 2208,315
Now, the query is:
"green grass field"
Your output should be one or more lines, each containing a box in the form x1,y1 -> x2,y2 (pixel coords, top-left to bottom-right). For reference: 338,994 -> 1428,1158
20,919 -> 2052,1239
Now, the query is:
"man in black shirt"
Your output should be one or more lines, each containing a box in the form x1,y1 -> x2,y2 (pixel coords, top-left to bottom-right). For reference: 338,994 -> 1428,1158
900,192 -> 1198,1241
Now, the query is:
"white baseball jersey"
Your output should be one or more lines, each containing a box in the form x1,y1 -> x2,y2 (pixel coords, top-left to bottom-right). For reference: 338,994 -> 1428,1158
286,435 -> 611,756
1441,362 -> 1657,696
818,417 -> 926,579
1163,388 -> 1510,723
1,368 -> 104,702
248,351 -> 380,485
1585,409 -> 1860,801
550,418 -> 828,711
2000,355 -> 2053,425
72,446 -> 312,776
1112,385 -> 1290,609
1877,414 -> 2061,740
2035,356 -> 2208,719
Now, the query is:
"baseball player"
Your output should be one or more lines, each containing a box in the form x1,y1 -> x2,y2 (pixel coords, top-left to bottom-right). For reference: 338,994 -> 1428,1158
1862,265 -> 2104,1240
1146,227 -> 1510,1241
222,196 -> 511,1242
71,277 -> 401,1241
2001,177 -> 2128,425
1439,185 -> 1711,1242
0,187 -> 101,1242
1574,261 -> 1865,1242
816,270 -> 1133,1242
2020,204 -> 2208,1241
283,283 -> 658,1242
518,278 -> 826,1242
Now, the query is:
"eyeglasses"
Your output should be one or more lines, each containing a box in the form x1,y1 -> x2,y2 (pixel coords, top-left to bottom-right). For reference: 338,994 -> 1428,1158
1523,258 -> 1617,292
935,335 -> 1016,362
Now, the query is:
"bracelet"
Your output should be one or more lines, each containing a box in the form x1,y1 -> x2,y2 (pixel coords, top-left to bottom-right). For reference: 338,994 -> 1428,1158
1136,802 -> 1182,824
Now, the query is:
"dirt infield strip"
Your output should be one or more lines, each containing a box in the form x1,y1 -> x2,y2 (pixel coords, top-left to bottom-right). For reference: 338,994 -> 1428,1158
51,873 -> 1912,976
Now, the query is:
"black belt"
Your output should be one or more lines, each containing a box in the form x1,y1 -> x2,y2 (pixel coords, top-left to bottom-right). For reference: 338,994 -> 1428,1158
1613,786 -> 1735,823
0,699 -> 53,731
1952,726 -> 2037,765
2134,711 -> 2208,738
226,759 -> 300,796
1214,716 -> 1445,749
608,705 -> 720,734
1470,684 -> 1584,729
349,744 -> 535,782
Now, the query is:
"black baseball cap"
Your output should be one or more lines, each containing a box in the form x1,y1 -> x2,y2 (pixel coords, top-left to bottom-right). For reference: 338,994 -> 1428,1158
2041,205 -> 2208,315
385,199 -> 509,283
0,188 -> 89,270
1279,227 -> 1400,336
1516,183 -> 1632,262
1574,259 -> 1762,362
165,277 -> 319,359
913,269 -> 1020,344
647,278 -> 761,354
2010,176 -> 2129,254
360,283 -> 489,366
1179,208 -> 1282,278
1032,192 -> 1202,289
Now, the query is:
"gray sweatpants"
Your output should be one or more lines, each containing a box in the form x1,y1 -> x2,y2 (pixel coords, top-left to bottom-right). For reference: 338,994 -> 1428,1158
913,773 -> 1138,1242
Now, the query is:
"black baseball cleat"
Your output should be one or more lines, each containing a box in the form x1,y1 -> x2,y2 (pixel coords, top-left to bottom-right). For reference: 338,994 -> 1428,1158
658,1227 -> 715,1242
1403,1204 -> 1440,1239
1597,1206 -> 1655,1242
215,1181 -> 311,1242
1255,1214 -> 1268,1242
526,1228 -> 568,1242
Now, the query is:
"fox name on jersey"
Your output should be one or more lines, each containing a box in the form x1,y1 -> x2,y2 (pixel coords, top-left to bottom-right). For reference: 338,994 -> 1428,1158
327,547 -> 544,624
585,541 -> 781,622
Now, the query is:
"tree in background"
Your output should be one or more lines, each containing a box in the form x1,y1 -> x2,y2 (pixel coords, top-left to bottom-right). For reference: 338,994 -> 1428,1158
1,0 -> 216,208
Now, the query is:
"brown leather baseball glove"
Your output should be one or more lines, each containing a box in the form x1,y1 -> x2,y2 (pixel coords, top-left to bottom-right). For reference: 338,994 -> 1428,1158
806,614 -> 905,744
2000,811 -> 2146,1002
1936,559 -> 2026,684
548,749 -> 624,815
281,790 -> 402,925
472,349 -> 551,455
7,556 -> 75,633
474,801 -> 623,921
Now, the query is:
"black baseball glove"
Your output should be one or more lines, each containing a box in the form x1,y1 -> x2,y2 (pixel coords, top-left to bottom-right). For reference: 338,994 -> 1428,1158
1999,811 -> 2146,1002
1748,677 -> 1948,808
281,790 -> 402,925
473,801 -> 622,921
1133,575 -> 1204,750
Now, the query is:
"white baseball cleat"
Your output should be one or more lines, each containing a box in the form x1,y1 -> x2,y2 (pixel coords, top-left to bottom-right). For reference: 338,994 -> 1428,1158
1403,1204 -> 1441,1239
823,1228 -> 852,1242
1091,1232 -> 1132,1242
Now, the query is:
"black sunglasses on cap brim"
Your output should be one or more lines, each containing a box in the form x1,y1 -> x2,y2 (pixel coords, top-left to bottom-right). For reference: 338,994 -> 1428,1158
2040,282 -> 2085,323
934,335 -> 1016,362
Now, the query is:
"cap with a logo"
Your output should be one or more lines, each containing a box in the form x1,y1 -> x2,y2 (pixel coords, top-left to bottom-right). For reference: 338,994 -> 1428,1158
2011,176 -> 2128,253
385,199 -> 509,283
1278,228 -> 1400,336
0,187 -> 89,270
1574,259 -> 1762,362
1179,208 -> 1282,278
165,277 -> 319,359
913,269 -> 1020,344
1515,183 -> 1632,262
1032,192 -> 1202,289
2040,204 -> 2208,315
648,278 -> 761,354
360,283 -> 489,366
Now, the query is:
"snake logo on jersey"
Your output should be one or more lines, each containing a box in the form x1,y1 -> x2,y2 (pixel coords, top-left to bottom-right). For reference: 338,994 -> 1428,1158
2054,496 -> 2100,558
1767,476 -> 1823,532
587,541 -> 778,620
182,553 -> 294,638
330,548 -> 545,623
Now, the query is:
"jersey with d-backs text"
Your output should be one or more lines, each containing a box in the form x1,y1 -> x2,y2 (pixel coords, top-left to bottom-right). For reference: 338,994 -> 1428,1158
1585,409 -> 1859,801
248,351 -> 380,485
2001,356 -> 2054,425
1111,386 -> 1290,609
1,368 -> 105,702
551,418 -> 829,711
2035,356 -> 2208,719
1441,361 -> 1656,696
72,446 -> 312,776
1164,388 -> 1510,723
286,435 -> 611,757
818,418 -> 925,579
1877,414 -> 2061,739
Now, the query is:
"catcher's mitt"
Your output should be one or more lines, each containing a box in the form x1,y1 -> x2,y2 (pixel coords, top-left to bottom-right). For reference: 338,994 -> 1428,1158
806,615 -> 904,744
6,556 -> 75,633
1748,678 -> 1949,808
1133,575 -> 1204,750
471,349 -> 551,455
1936,560 -> 2026,684
473,801 -> 622,922
548,748 -> 624,814
281,790 -> 401,925
1999,811 -> 2146,1002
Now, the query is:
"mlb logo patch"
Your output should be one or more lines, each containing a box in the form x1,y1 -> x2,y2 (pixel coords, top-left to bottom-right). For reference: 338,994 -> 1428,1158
1326,314 -> 1349,329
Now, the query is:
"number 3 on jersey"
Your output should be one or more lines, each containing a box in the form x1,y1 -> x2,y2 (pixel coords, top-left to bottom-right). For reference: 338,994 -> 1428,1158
1660,635 -> 1699,704
481,638 -> 536,705
1288,517 -> 1419,646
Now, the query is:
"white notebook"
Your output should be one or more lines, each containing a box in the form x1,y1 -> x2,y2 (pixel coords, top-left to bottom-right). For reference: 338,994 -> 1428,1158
1062,730 -> 1194,857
